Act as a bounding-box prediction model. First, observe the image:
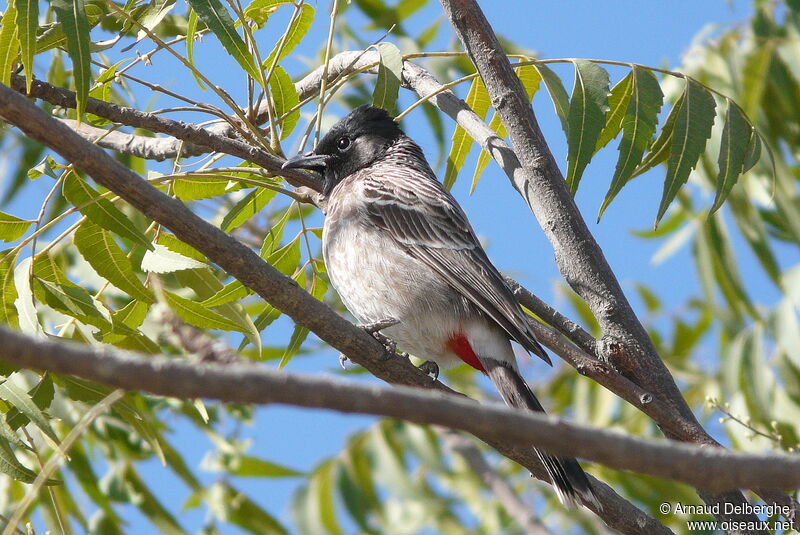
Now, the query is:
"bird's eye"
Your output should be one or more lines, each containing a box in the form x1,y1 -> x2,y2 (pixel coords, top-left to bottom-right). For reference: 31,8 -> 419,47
337,137 -> 351,150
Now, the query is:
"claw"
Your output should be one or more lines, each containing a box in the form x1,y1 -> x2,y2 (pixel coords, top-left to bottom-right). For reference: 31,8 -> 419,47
418,360 -> 440,381
358,318 -> 400,360
360,318 -> 400,334
339,353 -> 349,369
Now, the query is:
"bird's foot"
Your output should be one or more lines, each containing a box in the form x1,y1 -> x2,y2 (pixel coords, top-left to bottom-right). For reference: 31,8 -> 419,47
359,318 -> 401,360
339,318 -> 401,368
418,360 -> 440,381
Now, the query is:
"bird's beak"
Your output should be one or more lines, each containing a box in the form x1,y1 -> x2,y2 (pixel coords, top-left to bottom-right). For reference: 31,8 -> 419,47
282,152 -> 337,196
281,152 -> 330,171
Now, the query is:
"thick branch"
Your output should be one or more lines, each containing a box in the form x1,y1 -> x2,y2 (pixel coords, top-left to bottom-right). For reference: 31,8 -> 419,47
0,82 -> 664,535
438,1 -> 789,532
0,327 -> 798,493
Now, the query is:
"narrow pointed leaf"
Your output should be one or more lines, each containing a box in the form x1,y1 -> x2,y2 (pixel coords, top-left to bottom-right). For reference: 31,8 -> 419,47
200,280 -> 250,307
444,76 -> 490,189
35,278 -> 112,329
185,8 -> 206,90
565,60 -> 610,193
710,100 -> 751,214
0,1 -> 21,86
186,0 -> 261,84
173,176 -> 233,201
372,42 -> 403,113
155,234 -> 206,262
0,250 -> 19,329
73,221 -> 153,302
52,0 -> 91,121
595,71 -> 633,152
599,66 -> 663,219
13,258 -> 40,335
14,0 -> 37,92
0,437 -> 38,483
262,4 -> 314,69
270,66 -> 300,140
471,65 -> 541,193
164,291 -> 244,332
656,79 -> 716,225
630,91 -> 684,180
244,0 -> 291,25
534,63 -> 570,135
742,129 -> 762,173
141,244 -> 206,273
0,378 -> 59,443
740,42 -> 773,119
63,173 -> 152,248
0,212 -> 34,242
221,187 -> 278,232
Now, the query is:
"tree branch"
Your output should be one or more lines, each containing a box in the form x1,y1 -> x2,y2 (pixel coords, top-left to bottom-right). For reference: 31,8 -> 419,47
0,326 -> 797,494
0,81 -> 664,535
439,429 -> 556,535
437,0 -> 795,532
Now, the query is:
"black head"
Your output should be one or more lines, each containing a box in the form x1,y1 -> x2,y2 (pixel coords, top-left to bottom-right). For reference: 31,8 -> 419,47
282,105 -> 403,196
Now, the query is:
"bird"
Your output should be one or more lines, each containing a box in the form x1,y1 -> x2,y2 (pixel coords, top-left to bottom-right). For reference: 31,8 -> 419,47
283,105 -> 599,508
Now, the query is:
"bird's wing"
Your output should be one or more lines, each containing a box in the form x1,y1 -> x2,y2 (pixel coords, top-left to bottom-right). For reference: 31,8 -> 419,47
360,170 -> 550,364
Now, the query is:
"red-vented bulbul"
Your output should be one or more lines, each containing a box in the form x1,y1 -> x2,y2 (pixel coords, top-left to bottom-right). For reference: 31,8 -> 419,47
283,105 -> 599,508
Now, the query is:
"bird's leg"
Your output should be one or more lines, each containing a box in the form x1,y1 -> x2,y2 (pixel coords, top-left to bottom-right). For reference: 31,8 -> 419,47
418,360 -> 440,381
339,318 -> 401,367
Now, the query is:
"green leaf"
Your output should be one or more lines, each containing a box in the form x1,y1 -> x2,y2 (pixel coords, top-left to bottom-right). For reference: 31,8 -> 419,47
0,437 -> 38,483
630,92 -> 683,180
210,482 -> 288,534
268,237 -> 301,277
742,129 -> 762,173
35,277 -> 112,330
656,78 -> 716,225
0,0 -> 20,87
173,176 -> 237,201
13,258 -> 41,335
316,461 -> 344,535
471,64 -> 541,193
164,291 -> 245,332
740,42 -> 773,119
599,66 -> 663,219
710,100 -> 752,214
185,8 -> 206,90
278,323 -> 308,369
243,0 -> 291,26
74,221 -> 153,302
63,173 -> 152,249
0,377 -> 59,443
535,63 -> 570,135
186,0 -> 261,85
155,233 -> 206,262
200,279 -> 251,308
222,454 -> 303,478
595,71 -> 633,152
141,244 -> 206,273
14,0 -> 37,93
258,207 -> 292,258
565,60 -> 610,193
444,76 -> 490,189
52,0 -> 91,122
175,268 -> 261,354
261,4 -> 314,69
112,299 -> 149,330
0,212 -> 34,242
221,188 -> 278,232
0,250 -> 19,329
269,66 -> 300,140
124,465 -> 189,535
372,42 -> 403,113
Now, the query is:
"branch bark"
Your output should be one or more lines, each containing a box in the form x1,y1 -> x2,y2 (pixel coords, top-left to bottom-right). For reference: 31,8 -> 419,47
0,82 -> 664,535
437,0 -> 789,532
0,326 -> 797,494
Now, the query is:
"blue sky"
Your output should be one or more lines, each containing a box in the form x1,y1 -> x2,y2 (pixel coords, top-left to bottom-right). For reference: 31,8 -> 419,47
10,0 -> 786,532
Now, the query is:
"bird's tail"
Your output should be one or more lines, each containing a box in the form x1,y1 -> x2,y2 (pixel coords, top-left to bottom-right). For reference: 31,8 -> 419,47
483,358 -> 601,510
